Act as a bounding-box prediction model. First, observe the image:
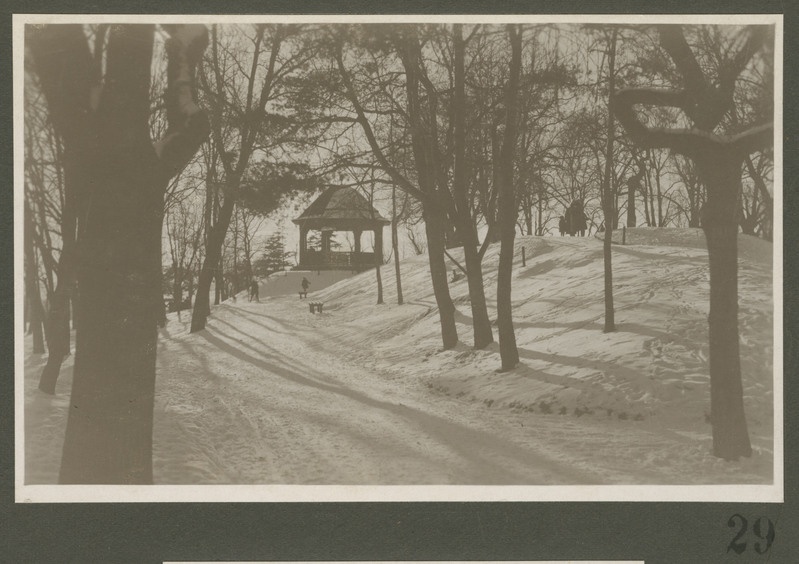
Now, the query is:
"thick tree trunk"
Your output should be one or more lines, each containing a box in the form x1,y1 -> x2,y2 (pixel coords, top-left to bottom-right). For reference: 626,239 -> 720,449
56,24 -> 173,484
496,25 -> 522,371
452,24 -> 492,350
62,152 -> 165,483
460,231 -> 493,349
610,24 -> 767,461
29,23 -> 210,482
424,208 -> 458,349
496,233 -> 519,370
191,194 -> 235,332
700,157 -> 752,460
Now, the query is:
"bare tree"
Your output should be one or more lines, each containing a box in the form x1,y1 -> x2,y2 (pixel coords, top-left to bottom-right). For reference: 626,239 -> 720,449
495,24 -> 523,371
191,24 -> 300,332
613,24 -> 773,459
28,23 -> 210,483
600,26 -> 619,333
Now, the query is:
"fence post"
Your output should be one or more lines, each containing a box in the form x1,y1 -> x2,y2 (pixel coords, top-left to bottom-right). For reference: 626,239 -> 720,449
521,246 -> 526,267
622,226 -> 626,245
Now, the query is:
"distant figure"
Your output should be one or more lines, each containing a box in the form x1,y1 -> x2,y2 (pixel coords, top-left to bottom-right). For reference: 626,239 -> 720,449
564,199 -> 587,237
558,215 -> 567,236
300,276 -> 310,299
249,279 -> 259,302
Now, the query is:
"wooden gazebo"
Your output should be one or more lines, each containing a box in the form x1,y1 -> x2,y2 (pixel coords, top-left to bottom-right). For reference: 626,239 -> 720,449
293,186 -> 390,271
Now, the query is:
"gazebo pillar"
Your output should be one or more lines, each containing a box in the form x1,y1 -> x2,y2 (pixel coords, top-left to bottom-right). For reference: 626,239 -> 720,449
354,229 -> 362,254
321,229 -> 333,252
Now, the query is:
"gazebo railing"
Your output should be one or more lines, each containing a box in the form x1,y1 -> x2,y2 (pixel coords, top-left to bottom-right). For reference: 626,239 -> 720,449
301,249 -> 377,268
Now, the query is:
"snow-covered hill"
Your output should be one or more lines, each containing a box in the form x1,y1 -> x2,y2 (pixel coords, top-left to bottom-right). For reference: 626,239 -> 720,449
23,228 -> 776,487
312,228 -> 773,437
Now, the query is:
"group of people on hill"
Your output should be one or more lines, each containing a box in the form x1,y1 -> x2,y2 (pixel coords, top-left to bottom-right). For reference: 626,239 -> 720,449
559,198 -> 588,237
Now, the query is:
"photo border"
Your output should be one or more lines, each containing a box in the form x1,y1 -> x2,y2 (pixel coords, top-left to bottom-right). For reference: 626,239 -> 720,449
3,0 -> 797,561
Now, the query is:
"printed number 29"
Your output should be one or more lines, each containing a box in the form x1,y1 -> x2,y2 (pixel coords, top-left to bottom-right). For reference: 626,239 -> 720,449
727,514 -> 775,555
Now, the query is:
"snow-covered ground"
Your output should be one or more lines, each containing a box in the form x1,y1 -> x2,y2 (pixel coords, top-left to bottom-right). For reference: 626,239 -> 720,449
23,228 -> 775,486
251,269 -> 357,299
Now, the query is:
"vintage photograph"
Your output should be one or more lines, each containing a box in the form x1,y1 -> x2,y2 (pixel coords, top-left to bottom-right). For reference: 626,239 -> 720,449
16,14 -> 781,501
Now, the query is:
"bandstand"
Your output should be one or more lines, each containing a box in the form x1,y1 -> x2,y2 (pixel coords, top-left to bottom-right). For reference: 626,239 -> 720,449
292,186 -> 390,271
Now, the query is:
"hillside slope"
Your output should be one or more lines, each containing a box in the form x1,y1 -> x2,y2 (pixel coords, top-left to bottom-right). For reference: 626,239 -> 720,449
309,228 -> 775,464
23,228 -> 775,486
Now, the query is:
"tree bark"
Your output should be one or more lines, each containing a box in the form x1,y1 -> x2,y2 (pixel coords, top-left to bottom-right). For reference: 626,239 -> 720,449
699,154 -> 752,460
395,34 -> 458,349
192,193 -> 236,332
453,24 -> 493,349
424,208 -> 458,349
610,24 -> 769,459
496,25 -> 522,371
30,23 -> 209,483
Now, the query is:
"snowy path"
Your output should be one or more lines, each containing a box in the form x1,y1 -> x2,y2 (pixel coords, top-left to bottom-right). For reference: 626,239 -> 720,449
150,294 -> 755,485
153,300 -> 604,484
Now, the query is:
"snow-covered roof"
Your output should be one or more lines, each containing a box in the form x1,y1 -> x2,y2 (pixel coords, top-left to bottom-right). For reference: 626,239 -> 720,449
293,186 -> 390,230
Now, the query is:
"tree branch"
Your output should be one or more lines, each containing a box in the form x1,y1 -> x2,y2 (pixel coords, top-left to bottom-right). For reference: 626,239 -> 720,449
730,122 -> 774,156
334,46 -> 430,205
657,24 -> 729,130
613,87 -> 724,155
613,86 -> 773,160
154,24 -> 211,178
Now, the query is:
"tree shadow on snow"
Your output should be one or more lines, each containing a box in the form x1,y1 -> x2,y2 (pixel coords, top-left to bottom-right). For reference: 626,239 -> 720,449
195,329 -> 600,484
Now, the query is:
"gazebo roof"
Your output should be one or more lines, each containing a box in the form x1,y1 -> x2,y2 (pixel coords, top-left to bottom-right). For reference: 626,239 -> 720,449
293,186 -> 390,229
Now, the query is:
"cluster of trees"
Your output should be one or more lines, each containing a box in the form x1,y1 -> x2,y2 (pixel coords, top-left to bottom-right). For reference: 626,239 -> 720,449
24,21 -> 773,482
